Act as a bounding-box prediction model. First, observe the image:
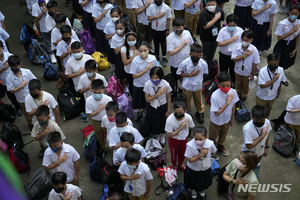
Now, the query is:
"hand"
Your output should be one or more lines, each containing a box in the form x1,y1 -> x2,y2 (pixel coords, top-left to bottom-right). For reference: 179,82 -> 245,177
145,62 -> 153,71
289,49 -> 297,58
234,177 -> 249,185
230,36 -> 239,42
215,12 -> 221,20
180,120 -> 188,129
58,153 -> 68,163
166,30 -> 170,36
262,3 -> 272,11
130,173 -> 142,180
73,174 -> 80,182
273,73 -> 280,81
244,50 -> 253,57
4,62 -> 9,69
42,6 -> 47,13
63,192 -> 73,200
291,24 -> 299,33
68,46 -> 72,53
145,0 -> 152,6
88,83 -> 92,90
249,74 -> 254,80
261,124 -> 268,138
266,29 -> 272,37
200,148 -> 208,156
98,102 -> 107,111
165,110 -> 171,118
103,9 -> 109,15
229,119 -> 234,126
182,38 -> 189,46
226,92 -> 234,104
43,127 -> 53,135
157,87 -> 167,95
40,99 -> 49,106
78,67 -> 86,75
144,191 -> 151,198
190,69 -> 200,77
133,50 -> 139,57
21,79 -> 29,88
263,148 -> 269,157
157,12 -> 166,19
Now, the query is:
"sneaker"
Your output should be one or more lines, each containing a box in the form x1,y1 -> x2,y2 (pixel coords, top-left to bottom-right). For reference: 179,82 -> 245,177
38,150 -> 44,158
282,81 -> 289,86
162,57 -> 168,67
199,191 -> 206,200
81,113 -> 88,122
15,107 -> 23,117
160,133 -> 166,147
28,124 -> 34,131
196,112 -> 204,123
156,56 -> 160,62
220,146 -> 229,156
240,96 -> 247,102
50,53 -> 57,64
284,4 -> 289,13
191,193 -> 197,199
65,0 -> 72,7
278,4 -> 283,13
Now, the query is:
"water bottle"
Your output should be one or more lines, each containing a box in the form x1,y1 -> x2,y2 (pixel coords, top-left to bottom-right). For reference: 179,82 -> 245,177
40,55 -> 44,76
157,61 -> 162,68
296,152 -> 300,166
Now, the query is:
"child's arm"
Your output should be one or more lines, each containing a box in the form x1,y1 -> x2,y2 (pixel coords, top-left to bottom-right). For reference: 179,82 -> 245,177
35,126 -> 53,141
277,25 -> 299,41
105,32 -> 116,40
245,125 -> 269,149
214,92 -> 234,116
266,14 -> 274,37
0,62 -> 9,73
145,180 -> 151,198
203,12 -> 221,29
132,62 -> 153,79
79,82 -> 91,94
111,142 -> 121,150
166,18 -> 171,35
263,134 -> 270,157
10,79 -> 28,93
148,11 -> 165,21
184,0 -> 195,8
120,173 -> 141,180
53,106 -> 60,125
200,1 -> 203,11
187,148 -> 209,163
45,153 -> 68,170
135,0 -> 152,15
53,38 -> 62,46
59,47 -> 72,60
166,92 -> 171,117
259,73 -> 280,88
217,36 -> 239,47
121,50 -> 139,66
252,4 -> 272,17
233,50 -> 253,62
88,102 -> 107,117
34,5 -> 47,22
145,87 -> 167,102
288,108 -> 300,113
168,39 -> 189,56
66,67 -> 86,79
80,0 -> 92,7
114,42 -> 125,55
180,69 -> 200,77
73,160 -> 80,183
94,10 -> 109,23
275,82 -> 282,99
290,34 -> 299,58
168,120 -> 188,137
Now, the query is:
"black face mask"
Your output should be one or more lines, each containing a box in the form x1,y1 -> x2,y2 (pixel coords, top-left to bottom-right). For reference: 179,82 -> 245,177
174,29 -> 183,35
253,122 -> 264,128
268,65 -> 278,71
191,56 -> 200,63
30,93 -> 40,99
48,11 -> 55,17
174,113 -> 184,120
155,1 -> 162,6
54,186 -> 64,193
62,37 -> 71,42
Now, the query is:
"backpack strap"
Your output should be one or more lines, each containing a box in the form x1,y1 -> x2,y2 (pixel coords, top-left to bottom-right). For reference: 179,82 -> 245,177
231,169 -> 249,192
155,178 -> 166,195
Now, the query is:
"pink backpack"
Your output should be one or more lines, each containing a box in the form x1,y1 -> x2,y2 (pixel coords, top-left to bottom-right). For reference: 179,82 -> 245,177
106,76 -> 124,101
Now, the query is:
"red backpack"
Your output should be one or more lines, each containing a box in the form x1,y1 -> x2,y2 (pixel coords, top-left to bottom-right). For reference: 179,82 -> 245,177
9,146 -> 30,173
81,125 -> 94,138
202,76 -> 219,105
106,76 -> 124,101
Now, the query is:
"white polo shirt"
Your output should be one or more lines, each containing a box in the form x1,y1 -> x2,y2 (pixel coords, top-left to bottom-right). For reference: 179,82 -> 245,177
56,39 -> 77,67
236,0 -> 253,7
132,0 -> 153,25
0,27 -> 9,53
275,18 -> 300,41
31,0 -> 49,33
0,51 -> 13,86
79,0 -> 95,13
252,0 -> 277,24
183,0 -> 201,14
103,20 -> 115,45
0,12 -> 4,29
210,88 -> 239,125
125,0 -> 135,9
121,46 -> 138,73
165,113 -> 195,140
172,0 -> 185,10
101,115 -> 133,139
143,79 -> 172,107
147,3 -> 172,31
108,126 -> 144,148
85,94 -> 113,121
130,55 -> 158,87
92,3 -> 113,30
48,184 -> 82,200
167,30 -> 193,68
78,73 -> 108,100
241,119 -> 272,157
6,68 -> 37,103
42,143 -> 80,183
256,66 -> 286,101
45,15 -> 71,33
113,144 -> 147,165
26,0 -> 36,12
51,27 -> 79,51
118,161 -> 153,196
284,95 -> 300,125
216,26 -> 243,56
110,34 -> 125,50
177,57 -> 208,92
232,43 -> 260,76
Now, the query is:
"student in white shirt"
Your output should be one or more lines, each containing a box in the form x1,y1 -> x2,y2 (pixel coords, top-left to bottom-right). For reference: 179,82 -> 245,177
177,44 -> 208,123
86,79 -> 113,150
113,132 -> 146,166
147,0 -> 172,67
125,0 -> 137,31
171,0 -> 185,18
185,126 -> 216,199
234,0 -> 254,29
0,27 -> 9,53
45,1 -> 66,33
118,148 -> 153,200
26,0 -> 36,14
217,14 -> 243,86
79,0 -> 96,36
130,41 -> 158,109
144,67 -> 172,146
165,100 -> 195,171
231,30 -> 260,102
183,0 -> 203,40
256,53 -> 286,118
6,55 -> 36,127
284,94 -> 300,144
43,132 -> 80,185
0,11 -> 5,30
48,172 -> 82,200
209,72 -> 239,160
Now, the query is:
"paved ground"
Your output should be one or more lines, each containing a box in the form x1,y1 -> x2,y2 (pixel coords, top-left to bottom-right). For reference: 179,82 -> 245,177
1,0 -> 300,199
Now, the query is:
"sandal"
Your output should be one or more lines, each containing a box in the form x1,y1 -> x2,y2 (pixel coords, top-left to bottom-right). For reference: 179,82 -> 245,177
178,164 -> 186,172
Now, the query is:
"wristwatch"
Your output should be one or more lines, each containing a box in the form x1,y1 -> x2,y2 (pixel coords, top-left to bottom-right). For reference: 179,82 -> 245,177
265,146 -> 270,148
231,179 -> 235,185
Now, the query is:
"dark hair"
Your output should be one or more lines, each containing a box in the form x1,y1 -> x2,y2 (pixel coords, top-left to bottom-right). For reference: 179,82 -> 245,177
150,66 -> 164,79
0,40 -> 3,48
60,24 -> 71,34
226,13 -> 238,24
251,105 -> 267,120
71,41 -> 82,50
207,0 -> 217,3
242,30 -> 254,39
217,71 -> 231,83
116,112 -> 127,124
55,13 -> 67,24
267,53 -> 281,62
125,32 -> 138,59
240,151 -> 259,170
28,79 -> 41,91
46,0 -> 58,9
110,7 -> 121,16
105,101 -> 119,112
290,2 -> 300,12
106,192 -> 126,200
190,43 -> 203,53
137,41 -> 149,49
174,99 -> 186,110
193,126 -> 207,137
85,59 -> 97,71
172,17 -> 185,27
36,105 -> 50,117
8,55 -> 21,67
52,172 -> 67,186
91,79 -> 104,90
115,18 -> 128,33
125,148 -> 141,163
120,132 -> 134,144
47,131 -> 62,144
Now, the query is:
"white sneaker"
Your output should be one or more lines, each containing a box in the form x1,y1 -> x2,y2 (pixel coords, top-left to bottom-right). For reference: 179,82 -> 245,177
284,4 -> 289,13
278,4 -> 283,13
50,54 -> 57,64
160,133 -> 165,144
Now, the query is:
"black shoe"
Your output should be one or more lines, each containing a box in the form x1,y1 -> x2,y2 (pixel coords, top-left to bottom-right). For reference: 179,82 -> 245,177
162,57 -> 168,67
282,81 -> 289,86
156,56 -> 160,62
193,38 -> 198,44
16,107 -> 22,117
231,82 -> 236,89
196,112 -> 204,123
38,150 -> 44,158
28,124 -> 33,130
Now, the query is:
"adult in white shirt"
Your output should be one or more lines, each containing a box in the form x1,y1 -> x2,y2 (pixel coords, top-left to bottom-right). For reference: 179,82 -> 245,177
79,0 -> 96,36
284,95 -> 300,143
125,0 -> 137,31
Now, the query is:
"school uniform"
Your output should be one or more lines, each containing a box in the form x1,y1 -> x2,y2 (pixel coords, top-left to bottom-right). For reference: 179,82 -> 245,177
183,0 -> 202,38
216,26 -> 243,83
284,95 -> 300,143
172,0 -> 185,18
56,38 -> 77,67
130,55 -> 158,109
167,30 -> 193,80
209,88 -> 239,147
125,0 -> 137,31
143,79 -> 172,136
250,0 -> 277,51
78,73 -> 108,100
231,43 -> 260,98
48,184 -> 82,200
256,66 -> 286,118
147,2 -> 172,57
104,20 -> 116,65
0,12 -> 4,29
273,18 -> 300,69
234,0 -> 254,29
92,3 -> 113,54
50,27 -> 79,51
26,0 -> 35,14
42,143 -> 80,183
184,138 -> 216,192
45,15 -> 71,33
118,161 -> 153,200
0,27 -> 9,53
165,113 -> 195,166
113,144 -> 147,166
111,34 -> 125,79
79,0 -> 96,36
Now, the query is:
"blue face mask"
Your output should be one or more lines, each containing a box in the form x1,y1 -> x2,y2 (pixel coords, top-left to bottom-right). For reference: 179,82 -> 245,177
93,93 -> 103,100
51,145 -> 61,153
151,79 -> 161,85
128,40 -> 137,46
127,164 -> 137,170
289,15 -> 298,21
227,26 -> 236,32
86,72 -> 94,77
116,126 -> 127,133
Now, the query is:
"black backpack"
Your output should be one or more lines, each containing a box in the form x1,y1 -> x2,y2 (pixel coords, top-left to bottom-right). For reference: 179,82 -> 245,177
28,40 -> 50,65
1,122 -> 24,150
217,165 -> 229,197
202,76 -> 219,105
0,82 -> 5,98
43,62 -> 59,81
24,167 -> 52,200
0,101 -> 16,123
271,110 -> 287,131
57,89 -> 80,120
163,73 -> 177,102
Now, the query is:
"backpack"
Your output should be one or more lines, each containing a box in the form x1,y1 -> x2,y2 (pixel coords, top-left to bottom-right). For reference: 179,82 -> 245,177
0,81 -> 5,98
133,111 -> 146,137
211,158 -> 220,176
84,133 -> 98,163
1,122 -> 24,150
92,51 -> 111,70
24,167 -> 51,199
100,184 -> 109,200
272,124 -> 297,157
42,61 -> 59,81
0,101 -> 16,123
106,76 -> 124,101
155,167 -> 178,195
235,101 -> 251,123
202,76 -> 218,105
81,125 -> 94,138
9,146 -> 30,173
145,138 -> 166,169
166,183 -> 190,200
20,23 -> 37,43
28,40 -> 50,65
163,73 -> 177,102
271,110 -> 287,131
217,164 -> 229,196
80,30 -> 96,55
57,89 -> 80,120
208,60 -> 219,79
73,18 -> 83,38
117,93 -> 136,119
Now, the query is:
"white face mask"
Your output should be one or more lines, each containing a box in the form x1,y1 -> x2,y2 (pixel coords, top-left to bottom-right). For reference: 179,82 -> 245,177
117,29 -> 124,35
242,41 -> 250,47
122,148 -> 128,153
73,52 -> 83,59
206,5 -> 216,12
235,159 -> 246,170
112,17 -> 119,23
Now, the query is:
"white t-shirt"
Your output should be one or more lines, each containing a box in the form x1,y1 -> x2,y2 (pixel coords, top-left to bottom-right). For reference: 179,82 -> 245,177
48,184 -> 82,200
0,51 -> 13,86
275,18 -> 300,41
108,126 -> 144,148
113,144 -> 147,165
121,46 -> 138,73
65,54 -> 94,92
284,95 -> 300,125
26,0 -> 36,12
183,0 -> 202,14
147,3 -> 172,31
31,0 -> 49,33
252,0 -> 277,24
51,27 -> 79,51
101,115 -> 133,140
132,0 -> 153,25
165,113 -> 195,140
79,0 -> 96,13
78,73 -> 108,100
92,3 -> 113,30
143,79 -> 172,107
216,26 -> 243,56
103,20 -> 115,45
56,39 -> 77,67
172,0 -> 185,10
85,94 -> 113,121
45,15 -> 71,33
0,27 -> 9,52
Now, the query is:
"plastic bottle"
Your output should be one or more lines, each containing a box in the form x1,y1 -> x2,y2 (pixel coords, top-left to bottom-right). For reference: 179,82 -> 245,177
296,152 -> 300,166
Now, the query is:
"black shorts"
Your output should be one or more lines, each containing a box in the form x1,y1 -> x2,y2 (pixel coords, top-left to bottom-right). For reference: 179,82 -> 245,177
170,66 -> 181,80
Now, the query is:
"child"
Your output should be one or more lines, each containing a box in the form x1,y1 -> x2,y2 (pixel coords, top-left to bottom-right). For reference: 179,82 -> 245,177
25,79 -> 59,125
130,41 -> 158,110
118,148 -> 153,200
250,0 -> 277,53
144,67 -> 172,146
284,94 -> 300,143
113,132 -> 146,166
78,59 -> 108,100
147,0 -> 172,67
256,53 -> 286,118
167,17 -> 194,91
92,0 -> 113,54
234,0 -> 254,29
0,11 -> 5,30
184,126 -> 217,199
177,44 -> 208,123
31,105 -> 66,158
86,79 -> 113,150
125,0 -> 137,31
26,0 -> 36,14
231,30 -> 260,102
165,100 -> 195,171
216,14 -> 243,86
171,0 -> 185,19
198,0 -> 224,63
0,26 -> 9,53
108,112 -> 143,151
183,0 -> 203,41
48,172 -> 82,200
209,72 -> 239,160
6,55 -> 36,128
43,131 -> 80,186
79,0 -> 96,36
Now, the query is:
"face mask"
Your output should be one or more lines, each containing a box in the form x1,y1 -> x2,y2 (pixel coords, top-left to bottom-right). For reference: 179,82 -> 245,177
195,140 -> 205,146
140,52 -> 148,59
242,41 -> 250,47
108,117 -> 115,122
86,72 -> 94,77
30,93 -> 40,99
11,68 -> 20,73
220,86 -> 231,94
253,121 -> 264,128
227,26 -> 236,32
51,145 -> 61,153
289,15 -> 298,21
128,40 -> 137,46
268,65 -> 278,71
191,56 -> 200,63
48,12 -> 55,17
38,120 -> 48,126
117,29 -> 124,35
116,126 -> 127,133
73,52 -> 83,59
122,148 -> 128,153
54,186 -> 64,193
112,17 -> 120,23
155,1 -> 162,6
174,29 -> 183,35
235,159 -> 246,170
93,93 -> 103,100
151,79 -> 161,85
174,113 -> 185,120
127,164 -> 137,170
62,37 -> 71,42
206,6 -> 216,12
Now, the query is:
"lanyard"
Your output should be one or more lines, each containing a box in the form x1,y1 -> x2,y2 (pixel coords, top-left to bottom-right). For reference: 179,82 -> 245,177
141,0 -> 146,16
255,127 -> 261,137
59,196 -> 63,200
153,87 -> 160,100
267,67 -> 274,90
34,92 -> 43,107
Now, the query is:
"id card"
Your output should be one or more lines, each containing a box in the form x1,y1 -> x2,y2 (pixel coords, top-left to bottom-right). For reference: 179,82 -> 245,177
150,99 -> 159,109
228,42 -> 235,51
156,21 -> 159,28
268,89 -> 276,96
212,27 -> 218,36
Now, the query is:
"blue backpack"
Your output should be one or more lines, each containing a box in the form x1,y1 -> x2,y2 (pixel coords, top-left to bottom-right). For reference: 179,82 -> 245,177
20,23 -> 37,43
211,158 -> 220,176
43,62 -> 59,81
84,134 -> 98,163
166,183 -> 190,200
100,184 -> 109,200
